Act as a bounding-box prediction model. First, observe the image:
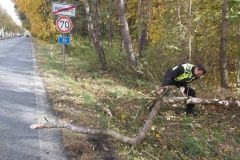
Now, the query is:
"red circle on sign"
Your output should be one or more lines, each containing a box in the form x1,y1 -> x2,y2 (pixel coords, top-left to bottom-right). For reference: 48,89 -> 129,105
56,16 -> 73,33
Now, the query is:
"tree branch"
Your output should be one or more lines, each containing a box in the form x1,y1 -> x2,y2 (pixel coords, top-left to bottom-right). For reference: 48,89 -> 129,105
30,93 -> 167,146
30,88 -> 239,145
30,121 -> 135,144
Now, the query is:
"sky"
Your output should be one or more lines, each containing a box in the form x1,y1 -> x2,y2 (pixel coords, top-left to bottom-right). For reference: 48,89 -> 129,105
0,0 -> 21,25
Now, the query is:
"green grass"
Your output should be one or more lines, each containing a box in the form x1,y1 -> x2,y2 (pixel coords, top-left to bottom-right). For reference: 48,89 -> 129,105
34,38 -> 240,160
83,93 -> 96,105
182,136 -> 205,156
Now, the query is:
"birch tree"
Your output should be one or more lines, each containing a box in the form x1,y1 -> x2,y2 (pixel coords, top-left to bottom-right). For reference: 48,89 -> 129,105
108,0 -> 113,48
188,0 -> 192,62
117,0 -> 136,67
237,22 -> 240,87
220,0 -> 229,88
83,0 -> 107,70
138,0 -> 152,58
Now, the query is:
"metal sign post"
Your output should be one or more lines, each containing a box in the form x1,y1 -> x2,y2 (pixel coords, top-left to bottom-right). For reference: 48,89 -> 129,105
52,2 -> 75,71
62,33 -> 66,70
55,16 -> 73,70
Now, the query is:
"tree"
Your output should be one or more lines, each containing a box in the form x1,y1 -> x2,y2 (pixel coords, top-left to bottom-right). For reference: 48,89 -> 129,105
108,0 -> 114,48
117,0 -> 136,67
138,0 -> 152,58
220,0 -> 229,88
238,22 -> 240,87
14,0 -> 56,39
188,0 -> 192,62
83,0 -> 107,70
0,5 -> 21,38
229,0 -> 240,87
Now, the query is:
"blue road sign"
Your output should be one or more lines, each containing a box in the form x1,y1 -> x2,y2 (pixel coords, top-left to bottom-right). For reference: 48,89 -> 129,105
58,36 -> 70,45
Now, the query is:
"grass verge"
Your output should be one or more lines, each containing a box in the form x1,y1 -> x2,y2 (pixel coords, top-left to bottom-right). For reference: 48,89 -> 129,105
33,38 -> 240,160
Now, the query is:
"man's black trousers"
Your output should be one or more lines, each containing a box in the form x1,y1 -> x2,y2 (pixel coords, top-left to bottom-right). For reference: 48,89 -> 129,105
183,87 -> 196,113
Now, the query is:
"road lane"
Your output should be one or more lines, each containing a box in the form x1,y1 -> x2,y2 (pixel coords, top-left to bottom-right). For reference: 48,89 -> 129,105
0,37 -> 67,160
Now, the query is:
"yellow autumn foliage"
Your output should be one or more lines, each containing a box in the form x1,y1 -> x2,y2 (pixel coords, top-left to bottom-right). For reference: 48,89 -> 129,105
14,0 -> 57,40
148,0 -> 166,43
125,0 -> 166,44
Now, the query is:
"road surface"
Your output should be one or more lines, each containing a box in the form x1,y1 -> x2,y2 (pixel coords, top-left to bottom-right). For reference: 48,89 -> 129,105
0,37 -> 67,160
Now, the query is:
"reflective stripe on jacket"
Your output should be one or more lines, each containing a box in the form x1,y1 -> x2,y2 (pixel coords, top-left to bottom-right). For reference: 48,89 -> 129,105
172,63 -> 196,82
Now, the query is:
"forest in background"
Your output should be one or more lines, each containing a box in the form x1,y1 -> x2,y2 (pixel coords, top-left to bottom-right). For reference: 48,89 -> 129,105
13,0 -> 240,89
0,5 -> 23,38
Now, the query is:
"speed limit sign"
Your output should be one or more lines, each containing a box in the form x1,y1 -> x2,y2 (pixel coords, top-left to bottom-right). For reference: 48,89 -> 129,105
56,16 -> 73,33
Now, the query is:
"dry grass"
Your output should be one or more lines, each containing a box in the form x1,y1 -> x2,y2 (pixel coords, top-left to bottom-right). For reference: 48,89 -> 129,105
33,39 -> 149,159
33,39 -> 240,160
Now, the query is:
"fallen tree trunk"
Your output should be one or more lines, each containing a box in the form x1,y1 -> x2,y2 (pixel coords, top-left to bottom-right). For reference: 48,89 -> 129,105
30,98 -> 164,146
30,88 -> 240,146
30,121 -> 135,144
162,97 -> 240,107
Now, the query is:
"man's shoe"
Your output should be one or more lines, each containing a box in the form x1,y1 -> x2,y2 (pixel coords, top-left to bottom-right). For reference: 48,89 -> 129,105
186,110 -> 198,116
186,106 -> 198,116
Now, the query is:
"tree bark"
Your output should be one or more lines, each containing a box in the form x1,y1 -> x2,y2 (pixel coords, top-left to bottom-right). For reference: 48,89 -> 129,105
108,0 -> 113,48
237,22 -> 240,87
92,0 -> 101,39
220,0 -> 229,88
138,0 -> 152,58
83,0 -> 107,70
30,88 -> 240,145
116,0 -> 136,67
188,0 -> 192,63
237,62 -> 240,87
176,0 -> 186,54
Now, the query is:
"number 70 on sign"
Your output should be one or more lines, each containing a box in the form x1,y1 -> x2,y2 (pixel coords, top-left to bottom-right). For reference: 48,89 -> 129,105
56,16 -> 73,33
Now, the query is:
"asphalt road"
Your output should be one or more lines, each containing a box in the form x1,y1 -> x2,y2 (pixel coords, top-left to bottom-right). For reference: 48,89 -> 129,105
0,37 -> 67,160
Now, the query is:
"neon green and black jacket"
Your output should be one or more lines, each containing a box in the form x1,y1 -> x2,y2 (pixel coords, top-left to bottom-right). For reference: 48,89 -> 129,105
162,63 -> 198,87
